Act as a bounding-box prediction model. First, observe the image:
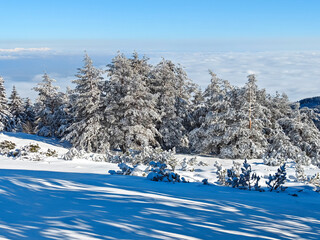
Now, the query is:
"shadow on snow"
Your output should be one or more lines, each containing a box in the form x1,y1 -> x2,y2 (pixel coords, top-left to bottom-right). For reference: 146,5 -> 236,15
0,169 -> 320,240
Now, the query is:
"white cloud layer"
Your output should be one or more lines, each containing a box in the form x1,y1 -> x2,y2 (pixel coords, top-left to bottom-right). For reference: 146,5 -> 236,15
147,51 -> 320,101
2,50 -> 320,102
0,48 -> 51,53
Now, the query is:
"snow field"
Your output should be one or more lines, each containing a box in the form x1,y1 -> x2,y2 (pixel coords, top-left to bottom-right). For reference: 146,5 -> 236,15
0,133 -> 320,239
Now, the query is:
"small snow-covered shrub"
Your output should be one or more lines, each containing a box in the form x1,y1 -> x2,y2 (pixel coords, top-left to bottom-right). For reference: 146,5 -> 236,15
226,159 -> 261,191
24,143 -> 41,153
147,161 -> 187,183
266,163 -> 287,192
108,163 -> 148,177
180,158 -> 195,172
0,140 -> 16,154
214,161 -> 227,185
198,160 -> 208,166
309,173 -> 320,192
45,149 -> 58,157
12,144 -> 44,161
105,146 -> 178,170
85,153 -> 107,162
263,157 -> 285,167
109,163 -> 133,175
202,179 -> 209,185
295,161 -> 306,182
62,148 -> 82,160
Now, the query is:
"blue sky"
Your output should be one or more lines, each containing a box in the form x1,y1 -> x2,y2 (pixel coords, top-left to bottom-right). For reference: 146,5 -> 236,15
2,0 -> 320,42
1,0 -> 320,101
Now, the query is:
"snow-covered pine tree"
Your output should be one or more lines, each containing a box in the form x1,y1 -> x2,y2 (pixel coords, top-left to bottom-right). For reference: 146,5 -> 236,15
52,91 -> 71,138
221,75 -> 269,159
189,86 -> 206,130
104,52 -> 160,153
63,53 -> 106,153
189,71 -> 234,154
150,59 -> 193,151
9,86 -> 25,132
33,73 -> 60,137
278,105 -> 320,166
22,98 -> 35,134
0,76 -> 12,131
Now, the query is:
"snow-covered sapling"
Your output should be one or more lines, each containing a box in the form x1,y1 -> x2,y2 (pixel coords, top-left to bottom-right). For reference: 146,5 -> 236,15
266,163 -> 287,192
180,158 -> 195,172
226,159 -> 261,190
214,161 -> 227,185
309,173 -> 320,192
295,161 -> 306,182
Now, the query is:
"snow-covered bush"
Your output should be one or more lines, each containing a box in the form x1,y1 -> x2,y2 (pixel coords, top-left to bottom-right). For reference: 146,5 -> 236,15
226,159 -> 261,191
214,161 -> 227,185
105,146 -> 178,168
109,163 -> 134,175
266,164 -> 287,192
11,143 -> 44,161
0,140 -> 16,154
45,148 -> 58,157
86,153 -> 107,162
197,160 -> 208,166
309,173 -> 320,192
202,179 -> 209,185
62,148 -> 83,160
24,143 -> 41,153
147,161 -> 187,183
180,158 -> 195,172
108,163 -> 148,177
295,161 -> 306,182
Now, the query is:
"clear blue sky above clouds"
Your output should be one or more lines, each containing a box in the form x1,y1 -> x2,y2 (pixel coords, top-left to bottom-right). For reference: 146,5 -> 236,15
1,0 -> 320,101
1,0 -> 320,41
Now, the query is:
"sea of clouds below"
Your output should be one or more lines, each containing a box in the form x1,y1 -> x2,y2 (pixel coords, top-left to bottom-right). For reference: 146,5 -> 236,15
1,48 -> 320,102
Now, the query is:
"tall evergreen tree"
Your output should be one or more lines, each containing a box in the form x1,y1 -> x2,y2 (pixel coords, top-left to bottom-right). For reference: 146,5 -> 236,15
63,53 -> 106,152
104,53 -> 160,152
0,76 -> 12,131
22,97 -> 35,134
9,86 -> 24,132
33,73 -> 59,137
149,59 -> 193,151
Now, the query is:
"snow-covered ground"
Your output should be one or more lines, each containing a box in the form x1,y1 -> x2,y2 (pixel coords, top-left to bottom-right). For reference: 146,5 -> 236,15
1,132 -> 320,240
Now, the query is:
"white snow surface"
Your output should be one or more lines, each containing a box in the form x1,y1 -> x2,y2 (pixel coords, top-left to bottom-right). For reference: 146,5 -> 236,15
0,132 -> 320,240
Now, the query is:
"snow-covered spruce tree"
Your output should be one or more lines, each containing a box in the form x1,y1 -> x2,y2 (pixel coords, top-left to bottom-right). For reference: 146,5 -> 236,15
52,91 -> 71,138
33,73 -> 60,137
189,71 -> 234,154
149,59 -> 193,151
263,128 -> 302,166
103,52 -> 160,153
63,53 -> 106,152
266,163 -> 287,192
8,86 -> 25,132
225,74 -> 268,159
278,104 -> 320,166
295,161 -> 306,182
190,73 -> 269,159
189,86 -> 207,130
22,98 -> 35,133
0,76 -> 12,131
226,159 -> 261,190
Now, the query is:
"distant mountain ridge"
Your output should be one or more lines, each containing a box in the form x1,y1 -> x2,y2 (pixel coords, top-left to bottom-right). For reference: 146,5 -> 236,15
299,96 -> 320,109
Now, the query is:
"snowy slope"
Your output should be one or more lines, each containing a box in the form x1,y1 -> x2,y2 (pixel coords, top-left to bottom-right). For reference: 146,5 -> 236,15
1,132 -> 320,240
